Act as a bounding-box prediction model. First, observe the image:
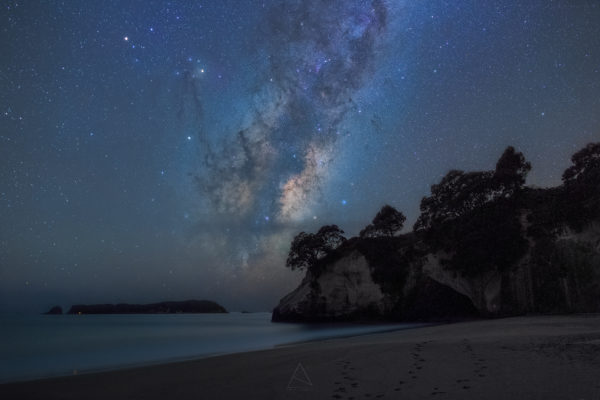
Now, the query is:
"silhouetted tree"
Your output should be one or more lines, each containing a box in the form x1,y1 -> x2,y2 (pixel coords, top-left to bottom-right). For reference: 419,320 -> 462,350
494,146 -> 532,190
562,142 -> 600,184
414,146 -> 531,232
360,205 -> 406,237
412,146 -> 531,276
286,225 -> 346,272
559,142 -> 600,230
286,232 -> 319,271
413,170 -> 493,231
315,225 -> 346,250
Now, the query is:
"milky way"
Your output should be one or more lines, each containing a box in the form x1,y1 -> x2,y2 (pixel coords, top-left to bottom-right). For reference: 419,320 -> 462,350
1,0 -> 599,312
196,0 -> 388,224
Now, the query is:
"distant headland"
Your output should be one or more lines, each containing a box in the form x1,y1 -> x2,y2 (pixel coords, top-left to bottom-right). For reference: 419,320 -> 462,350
44,300 -> 227,315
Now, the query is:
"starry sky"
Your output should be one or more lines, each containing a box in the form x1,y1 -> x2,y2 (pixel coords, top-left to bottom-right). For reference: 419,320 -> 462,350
1,0 -> 599,313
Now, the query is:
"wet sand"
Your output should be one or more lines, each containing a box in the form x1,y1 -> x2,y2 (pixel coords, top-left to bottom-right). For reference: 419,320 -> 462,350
3,315 -> 600,399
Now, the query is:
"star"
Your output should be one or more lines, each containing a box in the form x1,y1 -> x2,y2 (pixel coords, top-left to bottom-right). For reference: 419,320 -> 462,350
2,0 -> 598,324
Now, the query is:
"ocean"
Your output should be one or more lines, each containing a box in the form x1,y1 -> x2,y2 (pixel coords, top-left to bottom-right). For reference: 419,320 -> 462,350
0,312 -> 423,383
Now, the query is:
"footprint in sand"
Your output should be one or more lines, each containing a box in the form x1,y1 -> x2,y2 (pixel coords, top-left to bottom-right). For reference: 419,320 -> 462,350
461,339 -> 489,382
331,359 -> 360,399
406,341 -> 429,379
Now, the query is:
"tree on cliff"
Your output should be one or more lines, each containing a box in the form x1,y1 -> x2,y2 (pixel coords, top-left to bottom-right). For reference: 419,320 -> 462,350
286,225 -> 346,271
413,169 -> 493,231
494,145 -> 532,191
560,142 -> 600,229
360,204 -> 406,237
562,142 -> 600,184
414,146 -> 531,232
413,146 -> 531,276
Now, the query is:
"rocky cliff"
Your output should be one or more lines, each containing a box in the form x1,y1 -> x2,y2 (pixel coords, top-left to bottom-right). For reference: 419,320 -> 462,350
272,251 -> 390,322
273,144 -> 600,322
273,219 -> 600,322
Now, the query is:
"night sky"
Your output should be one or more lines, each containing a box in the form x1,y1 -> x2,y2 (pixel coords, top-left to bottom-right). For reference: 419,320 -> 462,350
1,0 -> 599,313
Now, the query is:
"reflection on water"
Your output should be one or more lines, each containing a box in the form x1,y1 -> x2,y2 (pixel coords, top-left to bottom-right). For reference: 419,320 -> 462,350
0,313 -> 424,383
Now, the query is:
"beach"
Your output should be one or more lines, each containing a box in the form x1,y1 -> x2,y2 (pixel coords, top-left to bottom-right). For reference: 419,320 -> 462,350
2,315 -> 600,399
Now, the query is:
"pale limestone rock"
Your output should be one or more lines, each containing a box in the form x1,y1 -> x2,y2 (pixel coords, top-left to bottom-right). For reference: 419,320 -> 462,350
273,251 -> 387,320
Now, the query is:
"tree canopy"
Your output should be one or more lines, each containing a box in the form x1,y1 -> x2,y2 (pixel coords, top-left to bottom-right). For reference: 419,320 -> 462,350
286,225 -> 346,272
360,204 -> 406,237
558,142 -> 600,229
283,143 -> 598,279
494,146 -> 532,190
562,142 -> 600,184
414,146 -> 531,232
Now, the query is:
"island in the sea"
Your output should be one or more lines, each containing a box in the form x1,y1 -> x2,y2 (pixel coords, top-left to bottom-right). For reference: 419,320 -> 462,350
63,300 -> 227,314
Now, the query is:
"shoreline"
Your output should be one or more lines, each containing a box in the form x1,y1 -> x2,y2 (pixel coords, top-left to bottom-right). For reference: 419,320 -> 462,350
3,314 -> 600,399
0,316 -> 427,385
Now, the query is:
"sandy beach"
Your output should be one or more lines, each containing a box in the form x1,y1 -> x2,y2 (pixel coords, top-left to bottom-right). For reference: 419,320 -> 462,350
2,315 -> 600,399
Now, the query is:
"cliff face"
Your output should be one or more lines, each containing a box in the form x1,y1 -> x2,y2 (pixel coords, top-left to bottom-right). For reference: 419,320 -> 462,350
272,240 -> 484,322
511,222 -> 600,314
272,251 -> 390,322
272,219 -> 600,322
273,144 -> 600,322
420,253 -> 502,315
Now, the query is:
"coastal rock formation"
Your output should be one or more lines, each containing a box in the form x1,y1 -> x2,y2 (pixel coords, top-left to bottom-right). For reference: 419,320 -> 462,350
272,238 -> 483,322
43,306 -> 63,315
272,251 -> 390,322
68,300 -> 227,314
273,144 -> 600,322
273,219 -> 600,322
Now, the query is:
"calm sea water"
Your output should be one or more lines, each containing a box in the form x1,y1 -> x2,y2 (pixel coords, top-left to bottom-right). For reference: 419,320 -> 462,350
0,313 -> 423,383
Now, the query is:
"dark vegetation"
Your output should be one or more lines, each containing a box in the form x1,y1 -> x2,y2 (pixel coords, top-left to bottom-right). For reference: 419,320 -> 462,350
286,224 -> 346,273
67,300 -> 227,314
283,143 -> 600,315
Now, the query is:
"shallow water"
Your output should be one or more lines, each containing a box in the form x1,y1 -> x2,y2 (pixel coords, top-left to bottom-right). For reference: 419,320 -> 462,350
0,313 -> 423,383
